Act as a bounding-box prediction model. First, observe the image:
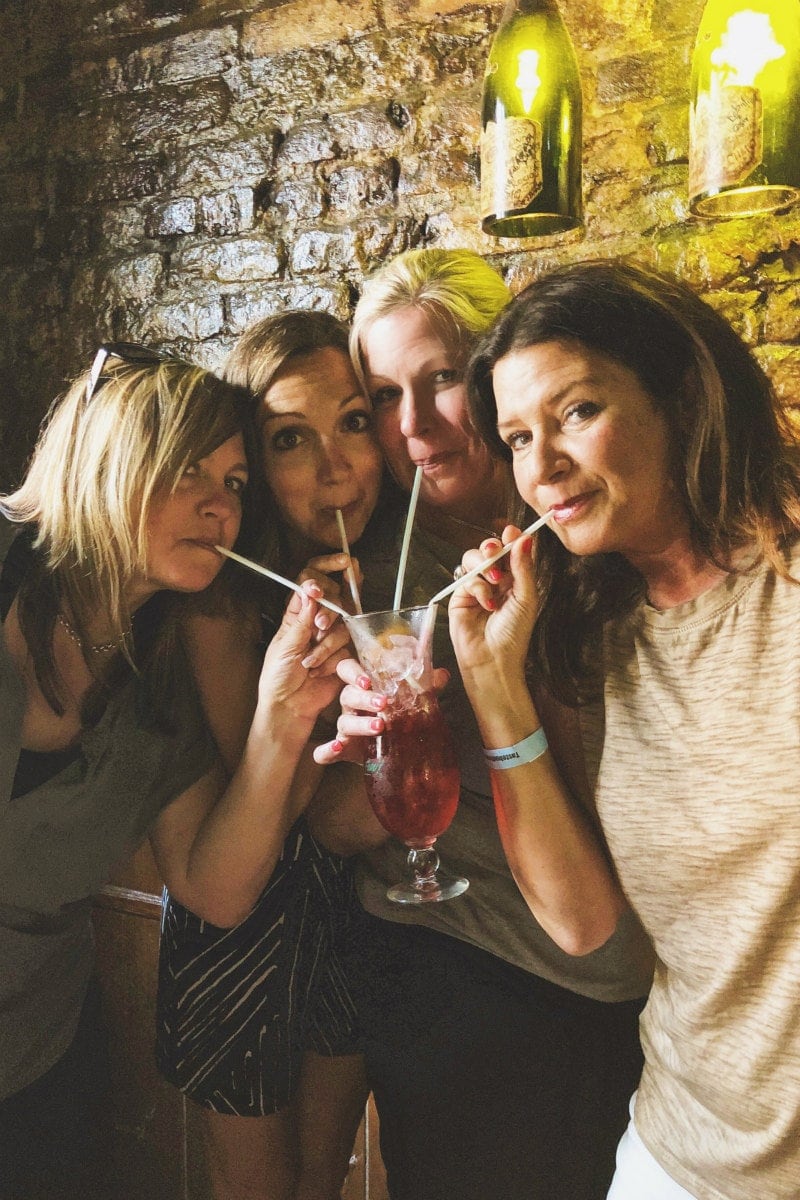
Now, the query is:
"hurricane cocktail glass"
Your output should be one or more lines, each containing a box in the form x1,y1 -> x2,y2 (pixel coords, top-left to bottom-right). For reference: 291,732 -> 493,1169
346,604 -> 469,904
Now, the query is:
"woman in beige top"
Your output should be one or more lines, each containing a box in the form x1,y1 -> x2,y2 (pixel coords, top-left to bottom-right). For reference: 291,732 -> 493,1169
442,260 -> 800,1200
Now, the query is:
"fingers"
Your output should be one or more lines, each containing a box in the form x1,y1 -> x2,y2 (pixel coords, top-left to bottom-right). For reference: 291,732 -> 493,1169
452,528 -> 532,611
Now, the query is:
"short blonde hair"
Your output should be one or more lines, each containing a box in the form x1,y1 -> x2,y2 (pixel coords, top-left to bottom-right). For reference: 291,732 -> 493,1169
350,249 -> 512,384
2,355 -> 246,642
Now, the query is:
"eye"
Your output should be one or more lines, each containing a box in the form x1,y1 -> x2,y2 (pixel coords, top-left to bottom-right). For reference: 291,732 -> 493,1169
271,427 -> 305,452
433,368 -> 460,386
225,474 -> 248,496
504,430 -> 532,452
563,400 -> 601,425
370,386 -> 401,408
341,409 -> 372,433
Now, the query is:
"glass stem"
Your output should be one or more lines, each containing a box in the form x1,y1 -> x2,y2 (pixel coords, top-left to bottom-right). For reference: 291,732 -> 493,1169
407,846 -> 439,887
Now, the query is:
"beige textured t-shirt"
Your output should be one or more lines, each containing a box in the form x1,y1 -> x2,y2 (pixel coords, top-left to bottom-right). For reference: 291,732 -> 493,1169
581,547 -> 800,1199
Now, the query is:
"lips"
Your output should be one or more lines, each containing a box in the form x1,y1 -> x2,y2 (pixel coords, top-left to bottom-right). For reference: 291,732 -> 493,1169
321,499 -> 361,520
549,492 -> 595,522
412,450 -> 459,471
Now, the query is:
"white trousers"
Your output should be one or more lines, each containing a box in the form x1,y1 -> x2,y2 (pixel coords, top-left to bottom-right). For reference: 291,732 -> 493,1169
607,1095 -> 698,1200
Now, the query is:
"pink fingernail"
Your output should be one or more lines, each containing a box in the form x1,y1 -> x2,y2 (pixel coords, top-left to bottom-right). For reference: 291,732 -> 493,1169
357,674 -> 372,690
370,717 -> 385,732
487,567 -> 502,582
331,740 -> 343,754
371,695 -> 387,710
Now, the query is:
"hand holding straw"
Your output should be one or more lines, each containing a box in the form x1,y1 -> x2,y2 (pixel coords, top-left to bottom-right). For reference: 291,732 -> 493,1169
215,546 -> 349,619
335,508 -> 363,614
427,510 -> 555,608
393,465 -> 423,611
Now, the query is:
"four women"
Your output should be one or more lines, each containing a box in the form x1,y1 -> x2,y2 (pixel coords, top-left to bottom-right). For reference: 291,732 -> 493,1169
4,251 -> 791,1200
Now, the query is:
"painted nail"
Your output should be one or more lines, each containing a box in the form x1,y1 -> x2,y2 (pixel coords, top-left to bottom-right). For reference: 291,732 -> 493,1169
331,740 -> 344,754
357,674 -> 372,690
486,567 -> 502,582
371,695 -> 387,710
370,717 -> 385,732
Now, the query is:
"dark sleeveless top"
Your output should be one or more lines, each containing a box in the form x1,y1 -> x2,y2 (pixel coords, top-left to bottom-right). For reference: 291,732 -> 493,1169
0,516 -> 216,1099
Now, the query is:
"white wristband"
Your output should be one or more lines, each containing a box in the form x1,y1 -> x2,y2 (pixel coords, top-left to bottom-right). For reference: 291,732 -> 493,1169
483,728 -> 548,770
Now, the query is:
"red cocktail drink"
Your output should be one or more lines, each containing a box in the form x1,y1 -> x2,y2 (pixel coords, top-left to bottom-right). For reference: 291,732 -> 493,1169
365,694 -> 460,847
346,603 -> 469,904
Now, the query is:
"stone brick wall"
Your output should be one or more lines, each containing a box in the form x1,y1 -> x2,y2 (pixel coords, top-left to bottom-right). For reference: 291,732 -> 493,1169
1,0 -> 798,484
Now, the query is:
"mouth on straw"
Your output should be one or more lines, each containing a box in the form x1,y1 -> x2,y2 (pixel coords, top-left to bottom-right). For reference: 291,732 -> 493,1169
427,509 -> 555,608
215,545 -> 349,619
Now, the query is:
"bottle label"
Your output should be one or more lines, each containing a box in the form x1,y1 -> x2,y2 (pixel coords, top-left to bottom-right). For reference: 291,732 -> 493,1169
481,116 -> 543,219
689,84 -> 763,197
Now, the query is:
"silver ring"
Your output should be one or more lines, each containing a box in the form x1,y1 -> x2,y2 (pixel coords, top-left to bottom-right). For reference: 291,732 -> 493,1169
453,564 -> 467,581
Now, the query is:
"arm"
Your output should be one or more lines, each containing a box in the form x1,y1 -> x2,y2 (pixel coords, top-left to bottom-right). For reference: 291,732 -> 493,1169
149,585 -> 349,927
448,530 -> 627,957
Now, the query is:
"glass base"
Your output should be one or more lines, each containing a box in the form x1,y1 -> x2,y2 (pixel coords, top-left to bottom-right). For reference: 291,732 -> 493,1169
387,845 -> 469,904
387,873 -> 470,905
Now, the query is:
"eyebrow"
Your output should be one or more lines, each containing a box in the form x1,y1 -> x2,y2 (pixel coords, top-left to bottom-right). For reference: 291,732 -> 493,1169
496,375 -> 603,430
261,391 -> 365,422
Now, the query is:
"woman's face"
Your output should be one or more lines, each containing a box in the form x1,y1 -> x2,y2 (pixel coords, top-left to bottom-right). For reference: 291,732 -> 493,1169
493,339 -> 687,565
259,345 -> 382,549
361,305 -> 498,514
138,433 -> 248,604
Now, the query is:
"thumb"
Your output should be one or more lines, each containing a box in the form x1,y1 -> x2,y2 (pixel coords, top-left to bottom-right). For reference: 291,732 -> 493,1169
274,587 -> 319,652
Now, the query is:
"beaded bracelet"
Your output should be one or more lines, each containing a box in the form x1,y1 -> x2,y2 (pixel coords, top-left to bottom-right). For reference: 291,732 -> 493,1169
483,727 -> 548,770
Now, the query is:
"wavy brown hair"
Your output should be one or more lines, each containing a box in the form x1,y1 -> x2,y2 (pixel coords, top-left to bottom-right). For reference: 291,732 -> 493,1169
467,259 -> 800,705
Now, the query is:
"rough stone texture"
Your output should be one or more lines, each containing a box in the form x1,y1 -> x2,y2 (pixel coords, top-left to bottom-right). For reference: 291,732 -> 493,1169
0,0 -> 798,486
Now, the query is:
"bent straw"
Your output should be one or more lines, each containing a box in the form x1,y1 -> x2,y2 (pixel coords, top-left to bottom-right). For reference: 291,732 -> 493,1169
215,546 -> 349,619
335,508 -> 363,614
426,509 -> 555,608
392,465 -> 423,611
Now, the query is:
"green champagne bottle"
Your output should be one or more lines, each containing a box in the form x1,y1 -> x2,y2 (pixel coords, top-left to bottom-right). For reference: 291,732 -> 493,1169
689,0 -> 800,217
480,0 -> 582,238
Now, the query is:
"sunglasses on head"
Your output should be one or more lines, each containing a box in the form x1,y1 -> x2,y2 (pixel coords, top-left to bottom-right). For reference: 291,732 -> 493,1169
84,341 -> 176,407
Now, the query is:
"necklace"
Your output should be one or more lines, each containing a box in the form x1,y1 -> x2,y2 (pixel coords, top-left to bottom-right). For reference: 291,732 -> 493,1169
57,612 -> 131,655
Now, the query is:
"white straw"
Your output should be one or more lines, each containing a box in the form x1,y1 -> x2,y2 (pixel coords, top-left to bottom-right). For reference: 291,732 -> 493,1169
427,510 -> 555,607
393,466 -> 423,611
335,508 -> 363,614
215,546 -> 349,619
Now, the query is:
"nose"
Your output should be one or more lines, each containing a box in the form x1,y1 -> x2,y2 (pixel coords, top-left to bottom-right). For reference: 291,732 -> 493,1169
525,427 -> 571,488
397,389 -> 430,440
317,437 -> 352,484
200,484 -> 240,523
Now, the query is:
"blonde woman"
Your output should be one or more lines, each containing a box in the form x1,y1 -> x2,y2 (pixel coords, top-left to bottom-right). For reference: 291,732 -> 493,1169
0,345 -> 348,1198
312,250 -> 654,1200
156,314 -> 401,1200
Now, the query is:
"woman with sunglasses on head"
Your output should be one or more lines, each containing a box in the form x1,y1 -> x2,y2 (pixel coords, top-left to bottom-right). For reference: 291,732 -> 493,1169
0,346 -> 350,1199
156,312 -> 403,1200
447,260 -> 800,1200
311,250 -> 654,1200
